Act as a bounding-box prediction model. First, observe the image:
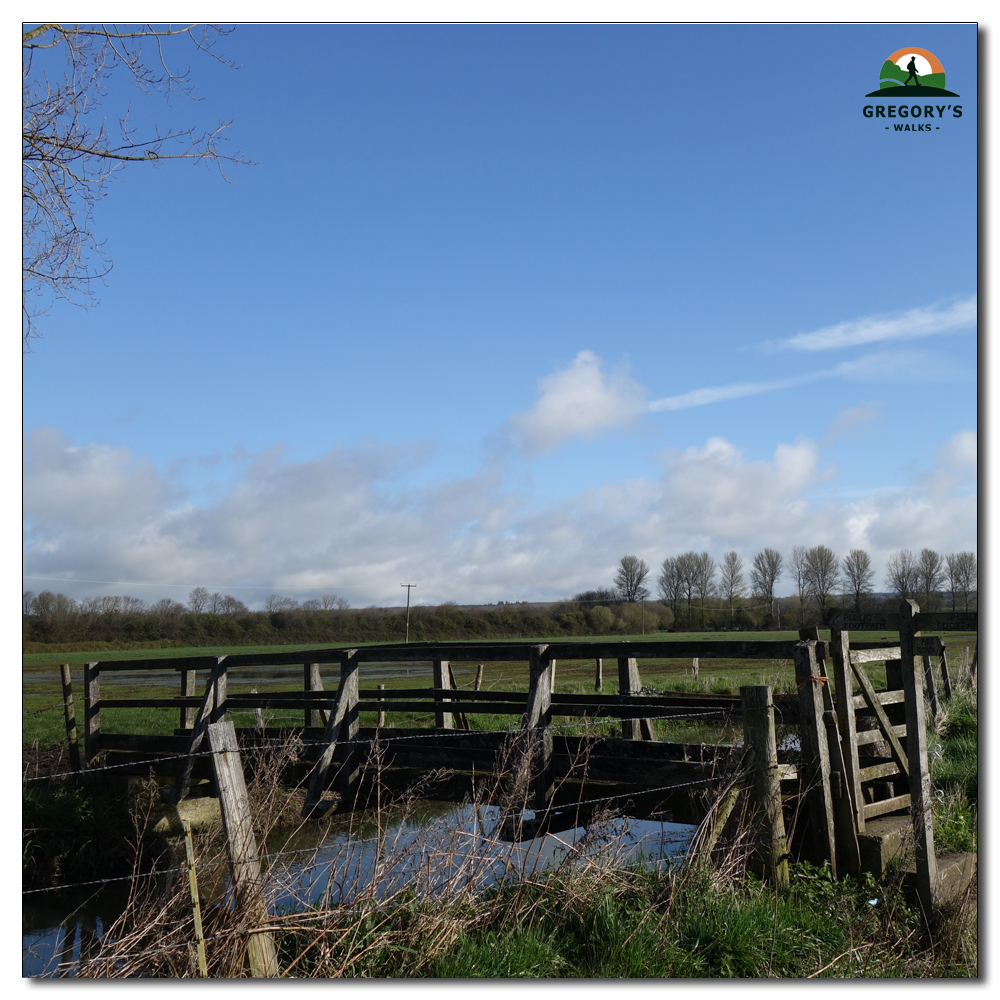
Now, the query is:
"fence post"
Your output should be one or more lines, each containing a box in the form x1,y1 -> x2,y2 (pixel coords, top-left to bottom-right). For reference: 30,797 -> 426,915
209,659 -> 228,725
432,659 -> 454,730
922,655 -> 940,722
59,664 -> 81,772
522,644 -> 553,808
899,600 -> 938,913
83,662 -> 100,766
939,649 -> 952,699
182,819 -> 209,977
180,668 -> 197,730
793,640 -> 838,876
594,658 -> 603,692
740,685 -> 789,887
618,657 -> 642,740
304,663 -> 324,729
691,657 -> 699,681
474,665 -> 484,691
206,721 -> 278,977
829,630 -> 864,834
377,683 -> 386,729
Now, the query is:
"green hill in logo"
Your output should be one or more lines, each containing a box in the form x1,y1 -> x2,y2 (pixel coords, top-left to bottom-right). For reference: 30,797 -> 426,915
877,59 -> 948,91
866,50 -> 959,97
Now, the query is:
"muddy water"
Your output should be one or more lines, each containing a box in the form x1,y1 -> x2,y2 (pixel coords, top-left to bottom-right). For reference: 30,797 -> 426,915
23,802 -> 695,977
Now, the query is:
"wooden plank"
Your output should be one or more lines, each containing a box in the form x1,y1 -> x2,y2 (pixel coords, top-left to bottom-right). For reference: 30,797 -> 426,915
856,724 -> 907,746
740,686 -> 789,887
304,663 -> 326,729
89,655 -> 230,673
850,647 -> 902,664
100,698 -> 203,709
913,636 -> 945,657
358,687 -> 527,701
446,664 -> 471,730
59,664 -> 81,772
850,659 -> 910,782
793,641 -> 838,876
899,599 -> 938,911
912,611 -> 978,632
431,660 -> 454,730
860,761 -> 902,783
164,659 -> 226,805
83,662 -> 100,765
356,700 -> 526,714
180,668 -> 197,730
302,650 -> 360,817
829,612 -> 900,632
863,793 -> 911,820
206,721 -> 278,977
181,820 -> 209,978
852,689 -> 906,709
618,657 -> 643,740
830,630 -> 864,835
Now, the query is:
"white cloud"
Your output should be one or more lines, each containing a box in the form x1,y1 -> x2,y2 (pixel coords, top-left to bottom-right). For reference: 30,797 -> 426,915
772,296 -> 977,352
824,403 -> 882,443
647,372 -> 823,412
23,427 -> 978,607
508,350 -> 646,453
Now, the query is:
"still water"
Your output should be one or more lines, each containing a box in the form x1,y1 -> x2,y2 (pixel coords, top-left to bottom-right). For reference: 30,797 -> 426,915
24,802 -> 695,977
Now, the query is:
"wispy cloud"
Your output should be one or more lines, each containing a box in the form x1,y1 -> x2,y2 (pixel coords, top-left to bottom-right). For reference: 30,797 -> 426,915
769,296 -> 976,352
824,403 -> 882,444
647,372 -> 825,413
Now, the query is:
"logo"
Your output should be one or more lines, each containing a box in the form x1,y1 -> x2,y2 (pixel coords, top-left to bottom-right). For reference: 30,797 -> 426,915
866,47 -> 959,97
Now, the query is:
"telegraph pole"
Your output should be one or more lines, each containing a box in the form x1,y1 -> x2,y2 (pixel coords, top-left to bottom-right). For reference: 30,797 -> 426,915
401,584 -> 416,643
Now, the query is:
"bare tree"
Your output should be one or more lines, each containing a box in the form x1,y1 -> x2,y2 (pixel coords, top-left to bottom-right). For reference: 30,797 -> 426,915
946,551 -> 977,611
150,597 -> 186,616
187,586 -> 210,613
885,549 -> 918,599
22,23 -> 249,347
691,552 -> 716,627
219,594 -> 248,617
22,590 -> 36,615
790,546 -> 809,624
841,549 -> 875,611
804,545 -> 840,623
320,593 -> 350,610
263,594 -> 299,612
750,548 -> 783,602
657,557 -> 684,617
30,590 -> 77,616
917,548 -> 945,608
614,555 -> 650,602
719,551 -> 745,623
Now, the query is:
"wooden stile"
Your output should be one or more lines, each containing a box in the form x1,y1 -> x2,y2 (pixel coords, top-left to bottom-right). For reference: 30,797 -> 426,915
830,631 -> 864,834
165,659 -> 227,804
206,721 -> 278,978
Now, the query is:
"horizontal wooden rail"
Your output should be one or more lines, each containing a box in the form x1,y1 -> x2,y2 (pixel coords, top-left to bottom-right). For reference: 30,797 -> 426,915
852,689 -> 906,710
859,760 -> 902,783
850,648 -> 902,664
863,793 -> 911,819
856,723 -> 907,745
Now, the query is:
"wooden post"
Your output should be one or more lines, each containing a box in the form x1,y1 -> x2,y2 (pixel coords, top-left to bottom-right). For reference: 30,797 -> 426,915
249,690 -> 265,730
376,684 -> 386,729
522,644 -> 554,808
165,658 -> 227,805
180,668 -> 197,730
59,664 -> 81,772
922,655 -> 940,722
432,659 -> 454,730
182,819 -> 209,977
970,641 -> 978,681
302,650 -> 360,817
83,662 -> 100,765
618,657 -> 643,740
209,660 -> 228,725
793,640 -> 838,876
304,663 -> 324,729
594,658 -> 603,692
829,630 -> 864,835
692,657 -> 699,681
474,664 -> 484,691
206,721 -> 278,978
962,645 -> 970,681
939,650 -> 952,700
899,600 -> 938,913
740,686 -> 789,887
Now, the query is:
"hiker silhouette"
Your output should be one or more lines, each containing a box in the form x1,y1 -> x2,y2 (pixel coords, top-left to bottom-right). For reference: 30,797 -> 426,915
903,56 -> 920,86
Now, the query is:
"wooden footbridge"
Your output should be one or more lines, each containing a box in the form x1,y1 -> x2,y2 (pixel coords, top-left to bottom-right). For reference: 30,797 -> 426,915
72,601 -> 975,911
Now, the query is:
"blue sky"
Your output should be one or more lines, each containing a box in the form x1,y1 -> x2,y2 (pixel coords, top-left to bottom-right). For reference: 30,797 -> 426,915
22,22 -> 978,609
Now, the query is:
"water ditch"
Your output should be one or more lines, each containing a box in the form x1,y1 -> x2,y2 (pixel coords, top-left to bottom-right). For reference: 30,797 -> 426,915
23,799 -> 696,977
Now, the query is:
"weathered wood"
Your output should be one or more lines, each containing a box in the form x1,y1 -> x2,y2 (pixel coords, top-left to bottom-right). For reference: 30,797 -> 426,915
899,600 -> 938,912
165,659 -> 227,805
304,663 -> 326,729
863,793 -> 912,820
377,683 -> 386,729
206,721 -> 278,978
447,663 -> 471,730
856,723 -> 907,746
859,761 -> 903,783
829,611 -> 900,631
913,635 -> 945,657
793,641 -> 837,875
210,662 -> 227,725
432,660 -> 454,730
618,657 -> 644,740
830,631 -> 864,835
740,686 -> 789,887
850,647 -> 902,664
885,658 -> 903,692
182,819 -> 209,978
475,664 -> 484,691
594,658 -> 603,691
922,655 -> 940,722
851,689 -> 906,709
691,657 -> 699,680
849,659 -> 910,782
59,664 -> 81,772
302,650 -> 360,817
249,690 -> 265,730
83,662 -> 100,765
690,748 -> 753,865
912,611 -> 978,632
357,699 -> 527,715
521,644 -> 554,808
939,651 -> 952,699
180,668 -> 197,730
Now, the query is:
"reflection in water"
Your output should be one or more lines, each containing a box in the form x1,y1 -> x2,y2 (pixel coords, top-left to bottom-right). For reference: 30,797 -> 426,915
24,803 -> 695,977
